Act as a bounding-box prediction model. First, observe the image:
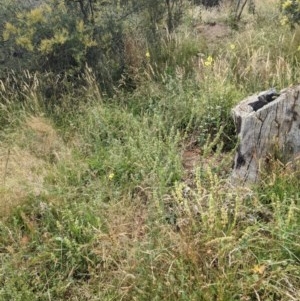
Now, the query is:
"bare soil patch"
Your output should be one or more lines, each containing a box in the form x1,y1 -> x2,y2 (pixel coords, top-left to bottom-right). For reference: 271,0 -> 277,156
195,22 -> 232,45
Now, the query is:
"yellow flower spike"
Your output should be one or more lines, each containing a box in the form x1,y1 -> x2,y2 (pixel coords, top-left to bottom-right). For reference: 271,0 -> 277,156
108,172 -> 115,180
146,51 -> 150,59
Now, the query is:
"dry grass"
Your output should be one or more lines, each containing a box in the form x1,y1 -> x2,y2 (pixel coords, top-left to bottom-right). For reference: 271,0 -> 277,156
1,1 -> 299,300
255,0 -> 280,11
0,146 -> 46,217
0,116 -> 69,218
25,116 -> 66,160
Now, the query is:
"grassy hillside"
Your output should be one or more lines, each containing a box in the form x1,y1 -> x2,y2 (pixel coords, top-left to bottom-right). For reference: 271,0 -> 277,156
0,0 -> 300,300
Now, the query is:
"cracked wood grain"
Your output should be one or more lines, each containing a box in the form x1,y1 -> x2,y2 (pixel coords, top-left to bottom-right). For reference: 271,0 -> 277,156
231,86 -> 300,183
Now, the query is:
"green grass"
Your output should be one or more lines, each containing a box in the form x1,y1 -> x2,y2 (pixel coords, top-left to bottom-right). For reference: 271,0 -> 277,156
1,1 -> 300,300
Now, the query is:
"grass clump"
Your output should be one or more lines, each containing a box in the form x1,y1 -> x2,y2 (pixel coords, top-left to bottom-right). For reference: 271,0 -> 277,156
0,1 -> 300,300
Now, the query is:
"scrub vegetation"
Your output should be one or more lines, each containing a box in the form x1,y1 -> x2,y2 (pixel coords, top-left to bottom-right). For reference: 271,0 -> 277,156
0,0 -> 299,300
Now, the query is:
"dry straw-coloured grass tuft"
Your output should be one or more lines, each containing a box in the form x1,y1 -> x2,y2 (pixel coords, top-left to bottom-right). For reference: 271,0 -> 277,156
0,146 -> 46,217
0,116 -> 68,218
25,116 -> 63,160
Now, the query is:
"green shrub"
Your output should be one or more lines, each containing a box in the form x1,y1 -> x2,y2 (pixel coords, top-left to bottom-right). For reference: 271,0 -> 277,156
76,103 -> 183,199
0,197 -> 102,300
3,2 -> 96,73
280,0 -> 300,27
1,0 -> 186,94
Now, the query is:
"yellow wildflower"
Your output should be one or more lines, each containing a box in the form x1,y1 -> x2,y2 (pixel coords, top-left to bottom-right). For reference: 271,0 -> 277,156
204,55 -> 213,67
108,173 -> 115,180
146,51 -> 150,58
282,0 -> 293,10
230,44 -> 236,50
252,264 -> 266,275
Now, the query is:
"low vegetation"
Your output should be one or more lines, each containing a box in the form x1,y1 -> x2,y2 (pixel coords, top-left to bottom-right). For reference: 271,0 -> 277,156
0,0 -> 299,300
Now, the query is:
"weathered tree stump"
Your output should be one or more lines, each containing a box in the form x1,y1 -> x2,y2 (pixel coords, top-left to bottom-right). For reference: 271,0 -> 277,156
231,86 -> 300,183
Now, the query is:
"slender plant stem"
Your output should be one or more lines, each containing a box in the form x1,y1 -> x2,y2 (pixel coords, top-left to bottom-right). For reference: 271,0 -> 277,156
3,148 -> 10,185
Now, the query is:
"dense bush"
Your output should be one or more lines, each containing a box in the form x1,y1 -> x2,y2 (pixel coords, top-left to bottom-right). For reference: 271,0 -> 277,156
1,0 -> 186,93
192,0 -> 221,7
3,2 -> 96,71
280,0 -> 300,26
